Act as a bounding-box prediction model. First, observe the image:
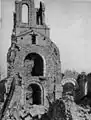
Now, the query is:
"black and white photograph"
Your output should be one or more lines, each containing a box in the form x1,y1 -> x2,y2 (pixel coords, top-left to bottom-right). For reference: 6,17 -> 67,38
0,0 -> 91,119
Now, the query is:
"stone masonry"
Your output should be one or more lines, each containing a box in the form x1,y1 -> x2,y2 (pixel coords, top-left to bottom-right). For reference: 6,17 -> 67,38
1,0 -> 62,119
0,0 -> 91,120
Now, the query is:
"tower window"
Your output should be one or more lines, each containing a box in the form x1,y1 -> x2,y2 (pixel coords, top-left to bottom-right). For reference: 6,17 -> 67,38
26,84 -> 42,105
22,4 -> 28,23
24,53 -> 44,76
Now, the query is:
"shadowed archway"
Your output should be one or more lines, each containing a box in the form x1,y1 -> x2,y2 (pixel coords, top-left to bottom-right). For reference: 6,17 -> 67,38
24,53 -> 44,76
28,83 -> 42,105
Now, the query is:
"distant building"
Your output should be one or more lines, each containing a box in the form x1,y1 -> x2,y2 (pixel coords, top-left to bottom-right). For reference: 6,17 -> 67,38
86,73 -> 91,99
75,72 -> 87,103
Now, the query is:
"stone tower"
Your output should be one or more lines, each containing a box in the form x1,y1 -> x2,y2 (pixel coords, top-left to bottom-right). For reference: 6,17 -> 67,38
6,0 -> 61,112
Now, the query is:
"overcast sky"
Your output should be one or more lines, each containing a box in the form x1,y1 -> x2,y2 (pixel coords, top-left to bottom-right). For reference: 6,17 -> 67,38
1,0 -> 91,76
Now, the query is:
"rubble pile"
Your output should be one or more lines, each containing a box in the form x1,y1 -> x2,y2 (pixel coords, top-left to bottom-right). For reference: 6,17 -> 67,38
63,95 -> 91,120
0,89 -> 91,120
40,96 -> 91,120
1,104 -> 47,120
40,99 -> 67,120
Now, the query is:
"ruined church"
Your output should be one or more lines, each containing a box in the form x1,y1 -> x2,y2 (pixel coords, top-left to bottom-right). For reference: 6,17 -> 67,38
0,0 -> 62,119
0,0 -> 91,120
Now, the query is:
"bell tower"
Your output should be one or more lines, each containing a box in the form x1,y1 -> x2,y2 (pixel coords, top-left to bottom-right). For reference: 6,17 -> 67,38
13,0 -> 50,37
14,0 -> 35,28
6,0 -> 61,118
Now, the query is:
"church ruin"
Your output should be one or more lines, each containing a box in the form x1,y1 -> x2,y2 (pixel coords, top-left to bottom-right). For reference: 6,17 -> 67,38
0,0 -> 62,119
0,0 -> 91,119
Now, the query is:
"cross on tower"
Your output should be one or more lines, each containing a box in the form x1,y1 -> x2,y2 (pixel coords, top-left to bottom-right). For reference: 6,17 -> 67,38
30,31 -> 38,44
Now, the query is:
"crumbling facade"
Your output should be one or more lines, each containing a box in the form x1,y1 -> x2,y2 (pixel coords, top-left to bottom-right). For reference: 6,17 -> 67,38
1,0 -> 91,120
0,0 -> 62,119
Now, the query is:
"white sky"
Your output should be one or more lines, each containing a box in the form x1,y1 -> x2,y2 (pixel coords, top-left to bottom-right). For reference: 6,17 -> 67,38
0,0 -> 1,28
1,0 -> 91,76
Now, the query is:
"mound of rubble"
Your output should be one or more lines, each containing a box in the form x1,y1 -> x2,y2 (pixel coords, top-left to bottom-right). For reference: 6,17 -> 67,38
40,96 -> 91,120
0,96 -> 91,120
63,95 -> 91,120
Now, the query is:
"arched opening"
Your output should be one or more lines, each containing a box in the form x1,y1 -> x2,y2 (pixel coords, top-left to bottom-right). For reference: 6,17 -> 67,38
26,84 -> 42,105
61,78 -> 78,97
63,83 -> 75,96
22,4 -> 28,23
24,53 -> 44,76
